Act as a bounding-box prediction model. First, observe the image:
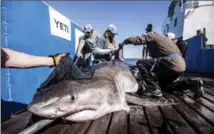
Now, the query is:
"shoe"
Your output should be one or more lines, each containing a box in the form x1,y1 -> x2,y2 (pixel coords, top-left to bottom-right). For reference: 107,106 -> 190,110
142,89 -> 163,97
191,78 -> 204,98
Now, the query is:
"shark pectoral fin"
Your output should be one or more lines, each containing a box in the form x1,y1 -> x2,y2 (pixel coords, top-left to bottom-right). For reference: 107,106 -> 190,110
122,105 -> 130,113
125,93 -> 178,107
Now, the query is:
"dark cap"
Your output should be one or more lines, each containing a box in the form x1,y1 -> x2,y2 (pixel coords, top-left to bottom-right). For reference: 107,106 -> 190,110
147,24 -> 152,28
146,24 -> 153,32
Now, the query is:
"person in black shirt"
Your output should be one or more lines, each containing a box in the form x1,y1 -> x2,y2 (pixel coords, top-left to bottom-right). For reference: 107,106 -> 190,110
166,33 -> 187,59
176,39 -> 187,59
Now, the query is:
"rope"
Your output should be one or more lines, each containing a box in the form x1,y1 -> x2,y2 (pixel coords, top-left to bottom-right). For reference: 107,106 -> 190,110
2,6 -> 13,102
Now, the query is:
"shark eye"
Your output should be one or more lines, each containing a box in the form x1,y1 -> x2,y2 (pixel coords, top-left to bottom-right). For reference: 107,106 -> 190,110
71,96 -> 75,101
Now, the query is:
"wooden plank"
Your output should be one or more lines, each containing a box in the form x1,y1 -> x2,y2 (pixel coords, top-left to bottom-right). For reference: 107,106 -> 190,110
38,122 -> 70,134
159,102 -> 196,134
204,80 -> 214,95
205,88 -> 214,96
1,111 -> 32,134
203,92 -> 214,103
177,93 -> 214,126
185,92 -> 214,112
107,111 -> 128,134
86,113 -> 112,134
129,106 -> 150,134
164,92 -> 214,134
63,121 -> 91,134
145,107 -> 164,134
204,80 -> 214,88
157,119 -> 174,134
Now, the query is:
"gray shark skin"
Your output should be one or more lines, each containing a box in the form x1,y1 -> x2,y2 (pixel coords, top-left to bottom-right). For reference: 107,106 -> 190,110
28,60 -> 138,122
28,57 -> 176,122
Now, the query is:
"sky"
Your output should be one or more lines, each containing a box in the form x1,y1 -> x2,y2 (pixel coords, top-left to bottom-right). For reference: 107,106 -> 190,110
46,1 -> 171,58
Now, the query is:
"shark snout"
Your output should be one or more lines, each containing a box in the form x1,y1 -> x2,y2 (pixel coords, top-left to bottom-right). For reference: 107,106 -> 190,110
28,105 -> 70,118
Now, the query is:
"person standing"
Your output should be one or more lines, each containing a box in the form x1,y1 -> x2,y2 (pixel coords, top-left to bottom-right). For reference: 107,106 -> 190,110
94,24 -> 119,62
142,24 -> 153,59
166,32 -> 187,59
76,24 -> 116,67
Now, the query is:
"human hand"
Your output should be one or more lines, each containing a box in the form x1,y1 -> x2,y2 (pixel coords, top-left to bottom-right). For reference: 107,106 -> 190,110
76,52 -> 83,58
118,42 -> 125,49
53,53 -> 70,66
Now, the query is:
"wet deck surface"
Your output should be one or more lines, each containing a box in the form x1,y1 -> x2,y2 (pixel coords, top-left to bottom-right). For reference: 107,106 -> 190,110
2,74 -> 214,134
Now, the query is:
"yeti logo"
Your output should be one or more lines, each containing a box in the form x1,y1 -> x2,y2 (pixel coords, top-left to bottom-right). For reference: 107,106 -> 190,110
54,19 -> 69,33
49,7 -> 71,41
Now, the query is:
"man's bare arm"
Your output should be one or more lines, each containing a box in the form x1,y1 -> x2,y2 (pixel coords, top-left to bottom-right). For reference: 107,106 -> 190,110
76,39 -> 86,58
1,48 -> 65,68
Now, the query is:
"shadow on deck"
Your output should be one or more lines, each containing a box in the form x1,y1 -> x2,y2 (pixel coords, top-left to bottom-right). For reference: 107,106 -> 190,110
2,74 -> 214,134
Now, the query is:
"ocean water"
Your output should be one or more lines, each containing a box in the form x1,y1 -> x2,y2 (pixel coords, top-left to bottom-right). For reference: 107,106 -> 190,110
124,58 -> 140,65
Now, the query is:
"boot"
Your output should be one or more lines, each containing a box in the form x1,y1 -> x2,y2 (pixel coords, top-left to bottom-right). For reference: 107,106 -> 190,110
190,78 -> 204,98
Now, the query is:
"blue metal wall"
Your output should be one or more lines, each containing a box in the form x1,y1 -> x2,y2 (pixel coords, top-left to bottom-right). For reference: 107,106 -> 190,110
1,1 -> 83,119
186,35 -> 214,72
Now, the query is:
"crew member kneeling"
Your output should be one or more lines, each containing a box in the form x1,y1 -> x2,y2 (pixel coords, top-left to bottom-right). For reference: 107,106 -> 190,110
119,32 -> 204,98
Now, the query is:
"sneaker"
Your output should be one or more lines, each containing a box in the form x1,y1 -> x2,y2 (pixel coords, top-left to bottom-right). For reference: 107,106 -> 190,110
191,78 -> 204,98
142,89 -> 163,97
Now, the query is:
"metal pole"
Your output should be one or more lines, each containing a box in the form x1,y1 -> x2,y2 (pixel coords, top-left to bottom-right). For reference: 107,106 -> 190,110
74,57 -> 79,65
203,28 -> 206,48
181,0 -> 184,12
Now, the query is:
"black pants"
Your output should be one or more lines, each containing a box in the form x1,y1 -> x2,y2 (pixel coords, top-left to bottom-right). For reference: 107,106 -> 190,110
136,59 -> 160,91
136,59 -> 198,92
158,72 -> 199,92
76,54 -> 92,69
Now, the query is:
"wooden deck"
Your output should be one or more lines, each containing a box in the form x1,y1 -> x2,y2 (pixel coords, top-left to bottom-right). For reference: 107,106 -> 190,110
2,75 -> 214,134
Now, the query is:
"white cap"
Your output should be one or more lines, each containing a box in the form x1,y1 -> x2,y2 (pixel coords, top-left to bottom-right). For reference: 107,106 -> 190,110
83,24 -> 93,33
167,32 -> 176,40
107,24 -> 118,35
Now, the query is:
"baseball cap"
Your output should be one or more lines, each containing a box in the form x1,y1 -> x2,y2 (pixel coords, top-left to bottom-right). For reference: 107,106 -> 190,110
107,24 -> 118,35
83,24 -> 93,33
167,32 -> 176,40
147,24 -> 152,28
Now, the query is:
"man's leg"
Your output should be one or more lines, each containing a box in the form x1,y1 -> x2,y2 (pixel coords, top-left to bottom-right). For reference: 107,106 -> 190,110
143,46 -> 146,59
157,67 -> 204,98
157,71 -> 181,90
82,53 -> 93,68
145,48 -> 149,59
165,77 -> 204,98
136,59 -> 162,97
